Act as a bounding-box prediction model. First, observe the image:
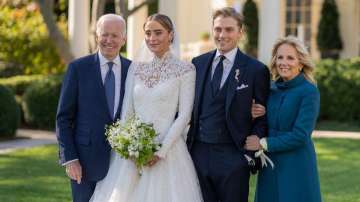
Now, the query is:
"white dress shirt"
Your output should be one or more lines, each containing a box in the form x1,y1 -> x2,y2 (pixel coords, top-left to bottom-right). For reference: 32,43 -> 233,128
211,47 -> 238,88
98,51 -> 122,118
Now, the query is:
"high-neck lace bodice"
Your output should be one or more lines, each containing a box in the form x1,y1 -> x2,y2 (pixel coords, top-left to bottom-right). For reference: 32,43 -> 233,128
134,52 -> 193,88
121,52 -> 195,158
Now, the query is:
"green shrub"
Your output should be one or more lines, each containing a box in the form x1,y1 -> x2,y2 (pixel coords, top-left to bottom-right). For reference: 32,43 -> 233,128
0,84 -> 20,137
315,58 -> 360,123
243,0 -> 259,58
316,0 -> 342,58
0,75 -> 44,95
0,62 -> 23,78
22,75 -> 63,129
0,6 -> 66,75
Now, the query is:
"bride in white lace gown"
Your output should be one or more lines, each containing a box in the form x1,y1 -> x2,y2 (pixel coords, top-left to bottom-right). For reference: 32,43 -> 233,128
90,14 -> 203,202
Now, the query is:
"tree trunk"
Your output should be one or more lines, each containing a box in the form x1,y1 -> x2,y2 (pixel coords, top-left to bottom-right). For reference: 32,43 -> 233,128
115,0 -> 156,19
37,0 -> 74,64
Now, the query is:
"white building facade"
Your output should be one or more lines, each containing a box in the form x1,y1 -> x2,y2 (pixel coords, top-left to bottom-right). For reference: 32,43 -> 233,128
69,0 -> 360,64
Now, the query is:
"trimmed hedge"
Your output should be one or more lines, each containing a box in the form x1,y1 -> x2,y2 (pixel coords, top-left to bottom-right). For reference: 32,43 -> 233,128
243,0 -> 259,57
316,0 -> 342,58
22,75 -> 63,129
315,58 -> 360,123
0,85 -> 20,137
0,75 -> 44,95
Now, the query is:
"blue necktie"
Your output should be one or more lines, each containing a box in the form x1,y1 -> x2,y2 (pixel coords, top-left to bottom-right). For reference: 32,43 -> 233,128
212,55 -> 225,95
104,62 -> 115,119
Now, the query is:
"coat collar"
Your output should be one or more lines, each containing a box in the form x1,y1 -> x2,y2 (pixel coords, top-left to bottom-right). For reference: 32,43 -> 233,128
114,55 -> 130,120
225,49 -> 249,113
275,73 -> 306,90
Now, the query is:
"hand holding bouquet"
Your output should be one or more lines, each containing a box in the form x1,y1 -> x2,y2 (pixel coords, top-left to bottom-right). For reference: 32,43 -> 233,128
105,116 -> 161,172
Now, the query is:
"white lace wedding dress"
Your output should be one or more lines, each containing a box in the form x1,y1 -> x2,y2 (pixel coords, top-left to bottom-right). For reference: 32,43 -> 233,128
90,52 -> 203,202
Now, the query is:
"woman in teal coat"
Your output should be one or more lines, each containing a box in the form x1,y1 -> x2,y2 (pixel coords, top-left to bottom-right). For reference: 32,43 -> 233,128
246,36 -> 322,202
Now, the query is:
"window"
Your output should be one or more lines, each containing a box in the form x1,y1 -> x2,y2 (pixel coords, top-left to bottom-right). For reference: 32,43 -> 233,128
285,0 -> 312,50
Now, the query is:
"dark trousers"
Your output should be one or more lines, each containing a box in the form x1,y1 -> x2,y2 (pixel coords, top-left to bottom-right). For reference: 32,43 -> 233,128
70,179 -> 96,202
190,141 -> 250,202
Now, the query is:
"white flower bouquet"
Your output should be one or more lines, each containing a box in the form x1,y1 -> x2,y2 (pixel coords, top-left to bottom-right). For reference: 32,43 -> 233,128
105,116 -> 161,171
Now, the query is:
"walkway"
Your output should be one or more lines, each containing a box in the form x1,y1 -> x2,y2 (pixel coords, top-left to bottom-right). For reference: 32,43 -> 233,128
0,129 -> 56,154
0,129 -> 359,154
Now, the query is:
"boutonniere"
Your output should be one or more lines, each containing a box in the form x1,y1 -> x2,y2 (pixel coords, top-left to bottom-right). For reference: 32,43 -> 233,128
235,69 -> 240,82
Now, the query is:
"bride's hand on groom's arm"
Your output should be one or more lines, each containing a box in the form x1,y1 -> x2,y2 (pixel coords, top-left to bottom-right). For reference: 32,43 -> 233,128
65,160 -> 82,184
146,155 -> 162,167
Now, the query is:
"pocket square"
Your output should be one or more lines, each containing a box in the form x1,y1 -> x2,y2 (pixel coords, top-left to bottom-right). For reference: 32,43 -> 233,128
236,84 -> 248,90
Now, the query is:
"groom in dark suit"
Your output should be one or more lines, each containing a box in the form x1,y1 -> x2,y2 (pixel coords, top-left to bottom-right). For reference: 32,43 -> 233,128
187,7 -> 270,202
56,14 -> 131,202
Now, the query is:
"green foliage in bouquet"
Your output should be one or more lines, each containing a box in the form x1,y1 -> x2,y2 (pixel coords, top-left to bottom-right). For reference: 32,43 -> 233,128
105,116 -> 161,171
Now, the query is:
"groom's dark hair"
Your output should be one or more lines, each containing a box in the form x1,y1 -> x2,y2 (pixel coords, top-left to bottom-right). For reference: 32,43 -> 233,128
212,7 -> 244,30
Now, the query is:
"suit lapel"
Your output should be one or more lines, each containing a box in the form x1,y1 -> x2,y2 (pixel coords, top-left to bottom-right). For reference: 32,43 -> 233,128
92,53 -> 113,120
194,51 -> 216,120
225,49 -> 248,114
114,56 -> 130,120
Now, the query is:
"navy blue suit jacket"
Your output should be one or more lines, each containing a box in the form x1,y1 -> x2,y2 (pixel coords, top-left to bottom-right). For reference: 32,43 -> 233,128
56,53 -> 131,181
187,49 -> 270,164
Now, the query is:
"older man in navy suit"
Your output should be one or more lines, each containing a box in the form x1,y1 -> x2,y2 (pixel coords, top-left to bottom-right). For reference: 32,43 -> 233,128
56,14 -> 131,202
187,7 -> 270,202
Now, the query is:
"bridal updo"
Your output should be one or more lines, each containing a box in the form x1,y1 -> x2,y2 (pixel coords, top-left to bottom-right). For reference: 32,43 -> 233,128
143,14 -> 174,42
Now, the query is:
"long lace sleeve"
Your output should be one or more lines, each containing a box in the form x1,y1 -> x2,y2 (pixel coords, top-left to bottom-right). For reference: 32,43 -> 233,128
155,65 -> 196,158
120,64 -> 136,122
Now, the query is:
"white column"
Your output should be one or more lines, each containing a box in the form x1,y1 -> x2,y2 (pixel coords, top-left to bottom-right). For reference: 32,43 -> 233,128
297,24 -> 305,42
211,0 -> 228,10
258,0 -> 281,64
159,0 -> 212,59
68,0 -> 89,58
159,0 -> 178,25
127,0 -> 148,60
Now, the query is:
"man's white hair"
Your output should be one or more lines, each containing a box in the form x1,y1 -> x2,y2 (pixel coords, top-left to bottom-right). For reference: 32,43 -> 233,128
96,14 -> 126,36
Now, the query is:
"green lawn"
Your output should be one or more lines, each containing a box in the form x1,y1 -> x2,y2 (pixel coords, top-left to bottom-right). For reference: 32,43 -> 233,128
316,120 -> 360,132
0,146 -> 71,202
1,138 -> 360,202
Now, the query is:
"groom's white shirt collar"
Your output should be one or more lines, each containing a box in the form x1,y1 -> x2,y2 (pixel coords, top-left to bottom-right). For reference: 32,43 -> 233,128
214,47 -> 237,64
211,47 -> 238,88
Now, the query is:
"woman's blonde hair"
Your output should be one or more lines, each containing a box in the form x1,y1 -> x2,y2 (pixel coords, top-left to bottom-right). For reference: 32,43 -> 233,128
269,36 -> 316,84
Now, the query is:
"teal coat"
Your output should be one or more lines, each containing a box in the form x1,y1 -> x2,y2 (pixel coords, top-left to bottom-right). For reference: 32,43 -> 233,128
255,74 -> 322,202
